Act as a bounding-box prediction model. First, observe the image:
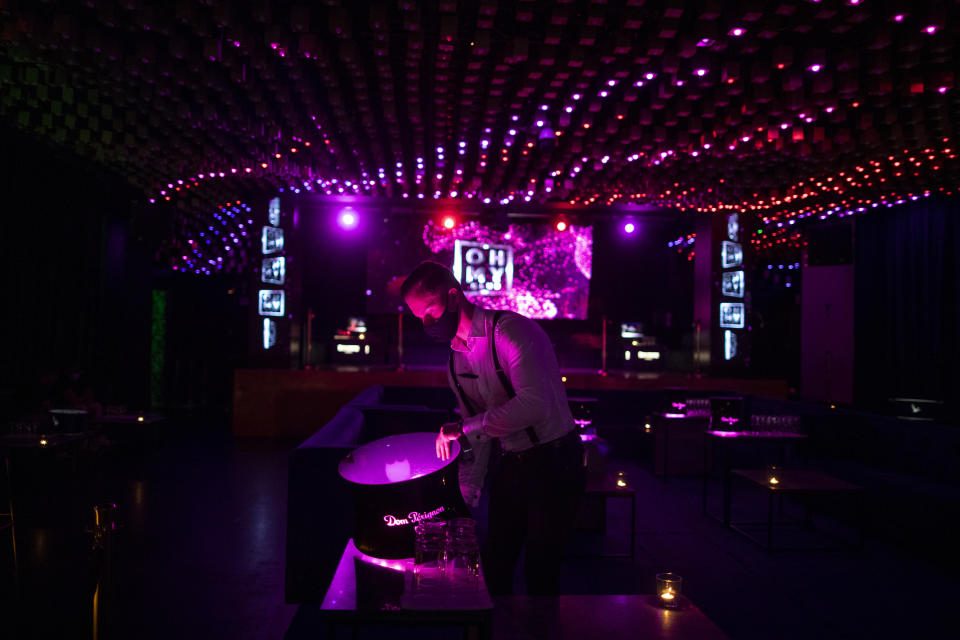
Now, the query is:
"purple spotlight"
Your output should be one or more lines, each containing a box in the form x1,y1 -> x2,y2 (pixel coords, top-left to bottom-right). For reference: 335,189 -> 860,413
695,68 -> 708,77
728,27 -> 745,37
644,72 -> 656,80
624,222 -> 636,234
808,64 -> 822,72
893,14 -> 905,22
338,209 -> 358,229
925,25 -> 937,34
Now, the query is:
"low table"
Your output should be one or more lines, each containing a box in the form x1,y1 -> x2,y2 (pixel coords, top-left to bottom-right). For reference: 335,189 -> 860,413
493,595 -> 729,640
702,429 -> 808,526
729,469 -> 864,551
573,472 -> 636,559
305,538 -> 493,638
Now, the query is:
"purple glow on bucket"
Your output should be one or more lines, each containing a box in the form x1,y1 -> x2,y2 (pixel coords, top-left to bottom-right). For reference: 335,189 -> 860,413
339,432 -> 460,485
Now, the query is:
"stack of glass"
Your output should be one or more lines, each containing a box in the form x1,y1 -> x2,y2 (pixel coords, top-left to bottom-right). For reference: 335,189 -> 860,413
412,519 -> 448,593
445,517 -> 481,592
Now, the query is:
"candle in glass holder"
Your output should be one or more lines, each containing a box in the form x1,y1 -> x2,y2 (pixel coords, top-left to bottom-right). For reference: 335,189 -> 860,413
766,465 -> 780,486
656,572 -> 682,608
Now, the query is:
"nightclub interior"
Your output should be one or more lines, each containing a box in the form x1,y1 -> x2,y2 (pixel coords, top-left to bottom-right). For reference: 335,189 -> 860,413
1,1 -> 959,638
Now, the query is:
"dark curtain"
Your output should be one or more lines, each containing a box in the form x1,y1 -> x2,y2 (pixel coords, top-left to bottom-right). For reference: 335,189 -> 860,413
855,196 -> 960,409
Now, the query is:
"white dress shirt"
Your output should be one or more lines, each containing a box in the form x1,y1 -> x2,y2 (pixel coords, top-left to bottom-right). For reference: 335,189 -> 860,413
447,306 -> 576,505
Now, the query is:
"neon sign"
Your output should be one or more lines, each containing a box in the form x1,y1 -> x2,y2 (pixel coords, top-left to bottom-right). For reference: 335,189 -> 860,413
452,239 -> 514,294
383,506 -> 446,527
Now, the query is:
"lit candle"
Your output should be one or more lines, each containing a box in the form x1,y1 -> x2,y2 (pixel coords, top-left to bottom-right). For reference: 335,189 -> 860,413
660,589 -> 675,602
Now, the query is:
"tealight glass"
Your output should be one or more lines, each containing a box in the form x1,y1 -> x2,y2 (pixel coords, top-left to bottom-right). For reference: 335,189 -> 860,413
656,572 -> 682,608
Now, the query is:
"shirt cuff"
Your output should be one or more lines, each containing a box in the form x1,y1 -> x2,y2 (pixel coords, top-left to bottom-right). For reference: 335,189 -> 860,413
461,413 -> 485,437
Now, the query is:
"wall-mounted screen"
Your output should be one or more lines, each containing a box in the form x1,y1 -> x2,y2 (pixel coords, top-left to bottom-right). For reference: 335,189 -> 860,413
259,290 -> 285,316
367,219 -> 593,319
721,270 -> 744,298
721,241 -> 742,268
268,197 -> 281,226
719,302 -> 745,328
724,330 -> 737,360
263,318 -> 276,349
261,257 -> 286,285
262,226 -> 284,254
727,213 -> 739,241
620,322 -> 643,339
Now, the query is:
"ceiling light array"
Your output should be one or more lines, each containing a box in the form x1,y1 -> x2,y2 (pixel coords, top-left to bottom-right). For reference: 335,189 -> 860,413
0,1 -> 954,271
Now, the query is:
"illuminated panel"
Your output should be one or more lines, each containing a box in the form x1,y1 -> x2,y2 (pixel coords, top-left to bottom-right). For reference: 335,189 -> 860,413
453,240 -> 514,294
721,241 -> 742,268
261,256 -> 286,285
724,330 -> 737,360
727,213 -> 739,241
259,290 -> 285,316
620,323 -> 643,338
268,197 -> 281,226
263,318 -> 276,349
721,270 -> 744,298
718,302 -> 745,329
432,223 -> 591,319
262,226 -> 284,254
337,344 -> 361,354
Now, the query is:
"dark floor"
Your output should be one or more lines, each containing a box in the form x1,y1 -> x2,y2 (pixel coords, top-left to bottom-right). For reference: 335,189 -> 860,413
1,419 -> 956,639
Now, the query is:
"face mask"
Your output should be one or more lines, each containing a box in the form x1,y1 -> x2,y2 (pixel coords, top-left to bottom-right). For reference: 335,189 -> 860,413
424,298 -> 459,343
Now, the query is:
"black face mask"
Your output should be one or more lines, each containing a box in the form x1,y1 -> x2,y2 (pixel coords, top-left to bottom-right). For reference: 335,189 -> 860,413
424,300 -> 459,343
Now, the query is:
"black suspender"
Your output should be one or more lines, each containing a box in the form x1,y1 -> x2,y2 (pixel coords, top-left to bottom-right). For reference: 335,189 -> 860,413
448,352 -> 478,417
448,311 -> 540,447
491,311 -> 540,445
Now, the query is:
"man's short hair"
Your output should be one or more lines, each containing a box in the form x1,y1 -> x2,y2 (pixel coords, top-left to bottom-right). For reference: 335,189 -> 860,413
401,260 -> 461,301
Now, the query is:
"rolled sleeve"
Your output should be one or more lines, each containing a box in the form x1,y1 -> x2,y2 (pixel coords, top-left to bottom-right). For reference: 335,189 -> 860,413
461,413 -> 485,436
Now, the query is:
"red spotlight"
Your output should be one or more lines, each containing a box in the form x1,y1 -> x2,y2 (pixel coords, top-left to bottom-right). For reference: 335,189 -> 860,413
442,216 -> 456,229
555,219 -> 568,232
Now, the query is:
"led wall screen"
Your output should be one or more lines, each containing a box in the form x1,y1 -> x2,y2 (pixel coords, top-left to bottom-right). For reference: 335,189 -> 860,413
261,256 -> 286,285
258,290 -> 285,317
263,318 -> 277,349
721,270 -> 744,298
719,302 -> 745,329
367,219 -> 593,319
262,226 -> 284,254
721,241 -> 742,268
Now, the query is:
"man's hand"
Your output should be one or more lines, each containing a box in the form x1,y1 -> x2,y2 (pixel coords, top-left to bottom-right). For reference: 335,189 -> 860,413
435,421 -> 463,461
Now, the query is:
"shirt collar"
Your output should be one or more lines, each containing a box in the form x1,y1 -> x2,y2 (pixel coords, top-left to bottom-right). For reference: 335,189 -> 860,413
450,306 -> 490,352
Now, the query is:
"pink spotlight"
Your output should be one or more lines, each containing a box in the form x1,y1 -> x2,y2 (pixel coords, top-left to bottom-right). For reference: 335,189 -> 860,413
442,216 -> 456,229
893,14 -> 905,22
925,25 -> 937,34
338,209 -> 358,229
808,64 -> 822,73
728,27 -> 745,37
556,220 -> 568,232
624,222 -> 636,234
695,68 -> 708,77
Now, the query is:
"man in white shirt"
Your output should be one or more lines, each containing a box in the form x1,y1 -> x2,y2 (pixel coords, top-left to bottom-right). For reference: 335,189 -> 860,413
402,260 -> 586,595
